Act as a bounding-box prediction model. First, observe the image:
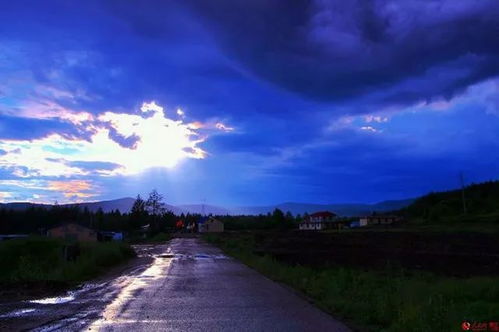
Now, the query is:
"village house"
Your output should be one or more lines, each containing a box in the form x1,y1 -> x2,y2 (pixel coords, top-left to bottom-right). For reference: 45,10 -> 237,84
47,223 -> 98,242
197,217 -> 224,233
349,219 -> 369,228
299,211 -> 337,230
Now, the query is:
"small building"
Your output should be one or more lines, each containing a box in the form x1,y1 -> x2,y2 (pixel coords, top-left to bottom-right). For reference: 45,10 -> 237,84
47,223 -> 97,242
349,221 -> 361,228
350,218 -> 369,228
198,217 -> 224,233
310,211 -> 337,222
359,218 -> 369,227
359,215 -> 400,226
299,211 -> 338,231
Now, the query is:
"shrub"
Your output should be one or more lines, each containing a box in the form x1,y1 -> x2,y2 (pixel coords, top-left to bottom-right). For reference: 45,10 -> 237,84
0,236 -> 135,283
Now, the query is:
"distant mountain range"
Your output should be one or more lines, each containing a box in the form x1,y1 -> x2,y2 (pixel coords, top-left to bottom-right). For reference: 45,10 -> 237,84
231,199 -> 415,216
0,197 -> 414,216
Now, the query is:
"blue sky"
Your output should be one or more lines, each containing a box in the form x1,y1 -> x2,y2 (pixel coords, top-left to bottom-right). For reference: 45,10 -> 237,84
1,0 -> 499,206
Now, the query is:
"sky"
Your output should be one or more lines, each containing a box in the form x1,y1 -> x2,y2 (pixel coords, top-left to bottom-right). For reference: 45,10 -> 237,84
1,0 -> 499,206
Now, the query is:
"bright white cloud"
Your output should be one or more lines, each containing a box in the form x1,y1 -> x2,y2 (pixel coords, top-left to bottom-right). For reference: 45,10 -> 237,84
215,122 -> 234,132
0,136 -> 88,177
0,99 -> 239,202
97,102 -> 206,171
328,114 -> 388,133
140,101 -> 163,114
365,115 -> 389,123
360,126 -> 379,133
0,102 -> 209,178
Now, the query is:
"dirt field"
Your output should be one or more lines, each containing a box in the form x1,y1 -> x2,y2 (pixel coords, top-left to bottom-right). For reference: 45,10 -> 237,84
220,230 -> 499,277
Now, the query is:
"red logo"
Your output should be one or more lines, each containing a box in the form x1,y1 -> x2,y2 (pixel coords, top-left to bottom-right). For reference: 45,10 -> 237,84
463,321 -> 499,331
490,321 -> 499,332
474,322 -> 487,331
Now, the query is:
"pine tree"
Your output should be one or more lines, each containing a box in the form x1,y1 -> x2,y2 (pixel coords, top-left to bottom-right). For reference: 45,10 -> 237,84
131,195 -> 146,216
130,194 -> 147,230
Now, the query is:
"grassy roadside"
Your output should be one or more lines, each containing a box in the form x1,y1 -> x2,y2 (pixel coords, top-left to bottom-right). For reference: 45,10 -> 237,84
0,236 -> 135,285
204,233 -> 499,332
324,223 -> 499,234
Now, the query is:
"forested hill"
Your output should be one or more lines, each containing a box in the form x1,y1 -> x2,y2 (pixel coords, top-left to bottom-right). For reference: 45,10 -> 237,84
402,180 -> 499,221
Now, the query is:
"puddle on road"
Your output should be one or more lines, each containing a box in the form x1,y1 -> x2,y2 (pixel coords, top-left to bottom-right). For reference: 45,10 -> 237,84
36,245 -> 229,329
194,253 -> 229,260
87,254 -> 173,329
27,281 -> 108,307
29,294 -> 75,305
195,254 -> 210,259
161,253 -> 229,260
0,308 -> 37,318
132,244 -> 170,258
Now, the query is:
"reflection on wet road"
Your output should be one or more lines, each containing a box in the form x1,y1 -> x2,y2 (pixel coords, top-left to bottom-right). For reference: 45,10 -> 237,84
0,244 -> 165,331
0,238 -> 349,331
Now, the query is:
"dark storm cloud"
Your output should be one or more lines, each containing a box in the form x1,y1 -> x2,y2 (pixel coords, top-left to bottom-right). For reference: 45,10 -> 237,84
0,115 -> 88,141
1,0 -> 498,205
260,123 -> 499,203
2,0 -> 498,119
183,0 -> 499,105
107,127 -> 141,150
0,0 -> 248,118
201,115 -> 322,156
45,158 -> 123,172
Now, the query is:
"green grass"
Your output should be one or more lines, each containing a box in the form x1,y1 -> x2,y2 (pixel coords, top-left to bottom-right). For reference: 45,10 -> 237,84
204,234 -> 499,332
0,236 -> 135,283
327,223 -> 499,234
397,215 -> 499,234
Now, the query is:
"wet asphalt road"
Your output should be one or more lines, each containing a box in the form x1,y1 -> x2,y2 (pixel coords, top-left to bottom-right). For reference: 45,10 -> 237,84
0,237 -> 350,331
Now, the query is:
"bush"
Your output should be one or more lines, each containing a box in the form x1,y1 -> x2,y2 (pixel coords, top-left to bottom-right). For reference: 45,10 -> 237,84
0,236 -> 135,283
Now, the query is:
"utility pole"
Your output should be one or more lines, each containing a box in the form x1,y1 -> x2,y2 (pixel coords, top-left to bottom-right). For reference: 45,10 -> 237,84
460,172 -> 467,214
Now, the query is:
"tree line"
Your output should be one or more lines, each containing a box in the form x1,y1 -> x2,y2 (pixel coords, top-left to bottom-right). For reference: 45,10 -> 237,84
400,180 -> 499,222
0,189 -> 302,235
